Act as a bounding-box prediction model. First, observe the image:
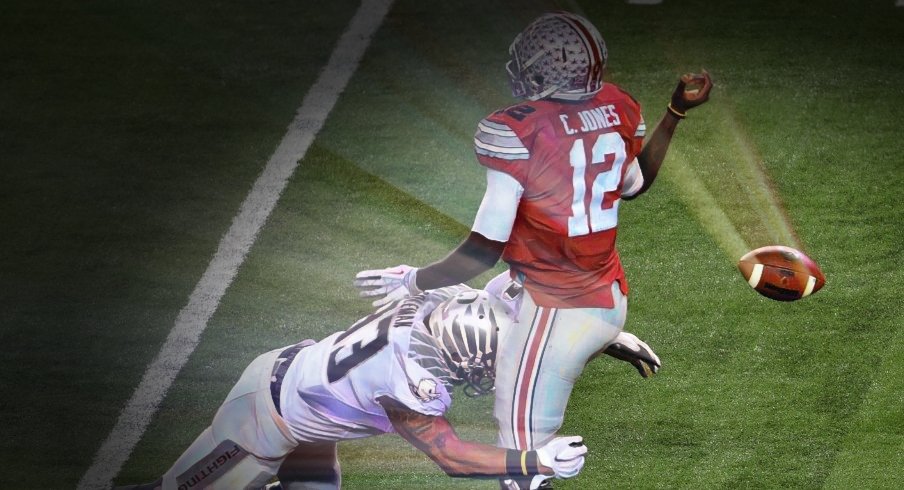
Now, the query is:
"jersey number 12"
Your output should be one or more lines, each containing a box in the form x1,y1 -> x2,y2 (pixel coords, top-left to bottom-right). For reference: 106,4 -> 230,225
567,132 -> 627,237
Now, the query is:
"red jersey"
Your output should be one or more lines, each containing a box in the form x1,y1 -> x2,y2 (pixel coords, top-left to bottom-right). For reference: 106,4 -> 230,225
473,83 -> 645,308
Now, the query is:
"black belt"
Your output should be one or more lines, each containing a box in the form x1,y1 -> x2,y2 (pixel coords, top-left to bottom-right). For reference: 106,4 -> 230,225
270,340 -> 313,417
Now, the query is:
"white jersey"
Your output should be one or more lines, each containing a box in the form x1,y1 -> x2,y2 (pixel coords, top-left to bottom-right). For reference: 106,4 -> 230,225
279,286 -> 469,443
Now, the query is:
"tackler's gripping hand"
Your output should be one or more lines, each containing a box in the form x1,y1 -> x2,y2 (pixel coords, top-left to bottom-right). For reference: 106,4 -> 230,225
531,436 -> 587,489
354,265 -> 421,307
668,70 -> 713,118
603,331 -> 662,378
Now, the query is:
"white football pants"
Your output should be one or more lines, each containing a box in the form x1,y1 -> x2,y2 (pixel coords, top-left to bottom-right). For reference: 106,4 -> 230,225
160,348 -> 339,490
493,283 -> 626,451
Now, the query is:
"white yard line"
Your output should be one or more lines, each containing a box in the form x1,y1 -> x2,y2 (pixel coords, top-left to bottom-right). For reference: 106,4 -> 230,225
76,1 -> 394,488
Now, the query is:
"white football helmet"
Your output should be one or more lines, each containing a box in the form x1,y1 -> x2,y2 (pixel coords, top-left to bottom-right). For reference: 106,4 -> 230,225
427,290 -> 513,396
506,12 -> 608,101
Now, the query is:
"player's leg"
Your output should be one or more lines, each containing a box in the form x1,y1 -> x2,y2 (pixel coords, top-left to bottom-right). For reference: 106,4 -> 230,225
494,284 -> 626,487
159,349 -> 298,489
159,427 -> 282,490
275,442 -> 341,490
493,287 -> 540,451
493,288 -> 564,490
521,299 -> 625,448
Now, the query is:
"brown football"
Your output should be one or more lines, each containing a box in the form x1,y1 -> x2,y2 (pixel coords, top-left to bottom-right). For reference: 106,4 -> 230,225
738,245 -> 825,301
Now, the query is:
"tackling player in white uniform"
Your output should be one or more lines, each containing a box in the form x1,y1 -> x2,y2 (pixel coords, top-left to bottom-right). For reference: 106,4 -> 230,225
117,286 -> 588,490
271,274 -> 658,490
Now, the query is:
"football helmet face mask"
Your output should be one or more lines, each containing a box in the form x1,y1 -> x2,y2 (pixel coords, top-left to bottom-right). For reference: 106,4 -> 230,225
506,12 -> 608,101
428,290 -> 513,397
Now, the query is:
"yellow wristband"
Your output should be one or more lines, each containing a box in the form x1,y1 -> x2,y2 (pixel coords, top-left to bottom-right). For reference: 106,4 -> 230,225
506,449 -> 539,476
667,103 -> 687,119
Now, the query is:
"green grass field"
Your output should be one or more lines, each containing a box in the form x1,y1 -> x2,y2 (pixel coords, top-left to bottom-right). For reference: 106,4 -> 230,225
2,0 -> 902,488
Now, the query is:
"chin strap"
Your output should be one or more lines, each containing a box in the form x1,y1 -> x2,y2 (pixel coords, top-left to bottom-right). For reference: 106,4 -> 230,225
526,84 -> 561,101
458,359 -> 496,397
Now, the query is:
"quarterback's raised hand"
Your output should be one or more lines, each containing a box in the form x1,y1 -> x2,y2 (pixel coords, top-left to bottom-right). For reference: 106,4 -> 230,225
669,70 -> 713,117
602,331 -> 661,378
354,265 -> 422,307
530,436 -> 587,488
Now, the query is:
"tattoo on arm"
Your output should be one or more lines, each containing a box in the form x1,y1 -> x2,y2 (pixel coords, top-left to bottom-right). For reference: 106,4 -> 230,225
432,432 -> 448,450
378,396 -> 454,452
377,396 -> 526,478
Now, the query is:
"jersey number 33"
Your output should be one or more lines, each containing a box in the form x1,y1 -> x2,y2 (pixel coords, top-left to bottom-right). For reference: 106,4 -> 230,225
326,309 -> 393,383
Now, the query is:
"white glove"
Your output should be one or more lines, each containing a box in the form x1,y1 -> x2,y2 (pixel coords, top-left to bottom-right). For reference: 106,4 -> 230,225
603,331 -> 661,378
534,436 -> 587,482
353,265 -> 422,307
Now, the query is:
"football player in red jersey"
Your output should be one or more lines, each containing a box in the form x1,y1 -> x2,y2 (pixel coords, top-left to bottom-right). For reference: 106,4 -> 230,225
356,11 -> 710,489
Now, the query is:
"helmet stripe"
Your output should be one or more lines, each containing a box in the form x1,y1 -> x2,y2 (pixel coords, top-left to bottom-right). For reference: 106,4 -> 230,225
486,307 -> 498,354
442,328 -> 461,363
452,316 -> 469,358
567,13 -> 605,66
560,13 -> 604,93
464,306 -> 479,355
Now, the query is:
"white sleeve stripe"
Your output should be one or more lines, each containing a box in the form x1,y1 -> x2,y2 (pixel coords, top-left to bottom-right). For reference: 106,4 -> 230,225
475,147 -> 530,160
479,119 -> 514,132
621,157 -> 644,197
477,122 -> 517,137
475,131 -> 525,149
474,138 -> 530,156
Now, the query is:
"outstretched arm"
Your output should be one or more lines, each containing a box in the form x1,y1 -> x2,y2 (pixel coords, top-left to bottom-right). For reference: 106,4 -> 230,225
355,168 -> 516,307
354,232 -> 504,307
626,70 -> 712,199
378,396 -> 585,483
380,395 -> 536,478
417,166 -> 520,290
414,232 -> 505,290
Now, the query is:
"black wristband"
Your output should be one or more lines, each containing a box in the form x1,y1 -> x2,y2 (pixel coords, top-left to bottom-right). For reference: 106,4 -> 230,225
525,450 -> 540,475
505,449 -> 541,476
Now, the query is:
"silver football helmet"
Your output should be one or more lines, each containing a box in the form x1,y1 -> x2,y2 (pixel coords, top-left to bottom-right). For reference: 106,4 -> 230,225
427,290 -> 513,396
506,12 -> 608,101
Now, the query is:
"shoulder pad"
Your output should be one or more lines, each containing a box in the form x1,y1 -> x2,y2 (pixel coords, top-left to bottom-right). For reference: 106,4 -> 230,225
605,83 -> 642,110
474,117 -> 530,161
494,103 -> 540,123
